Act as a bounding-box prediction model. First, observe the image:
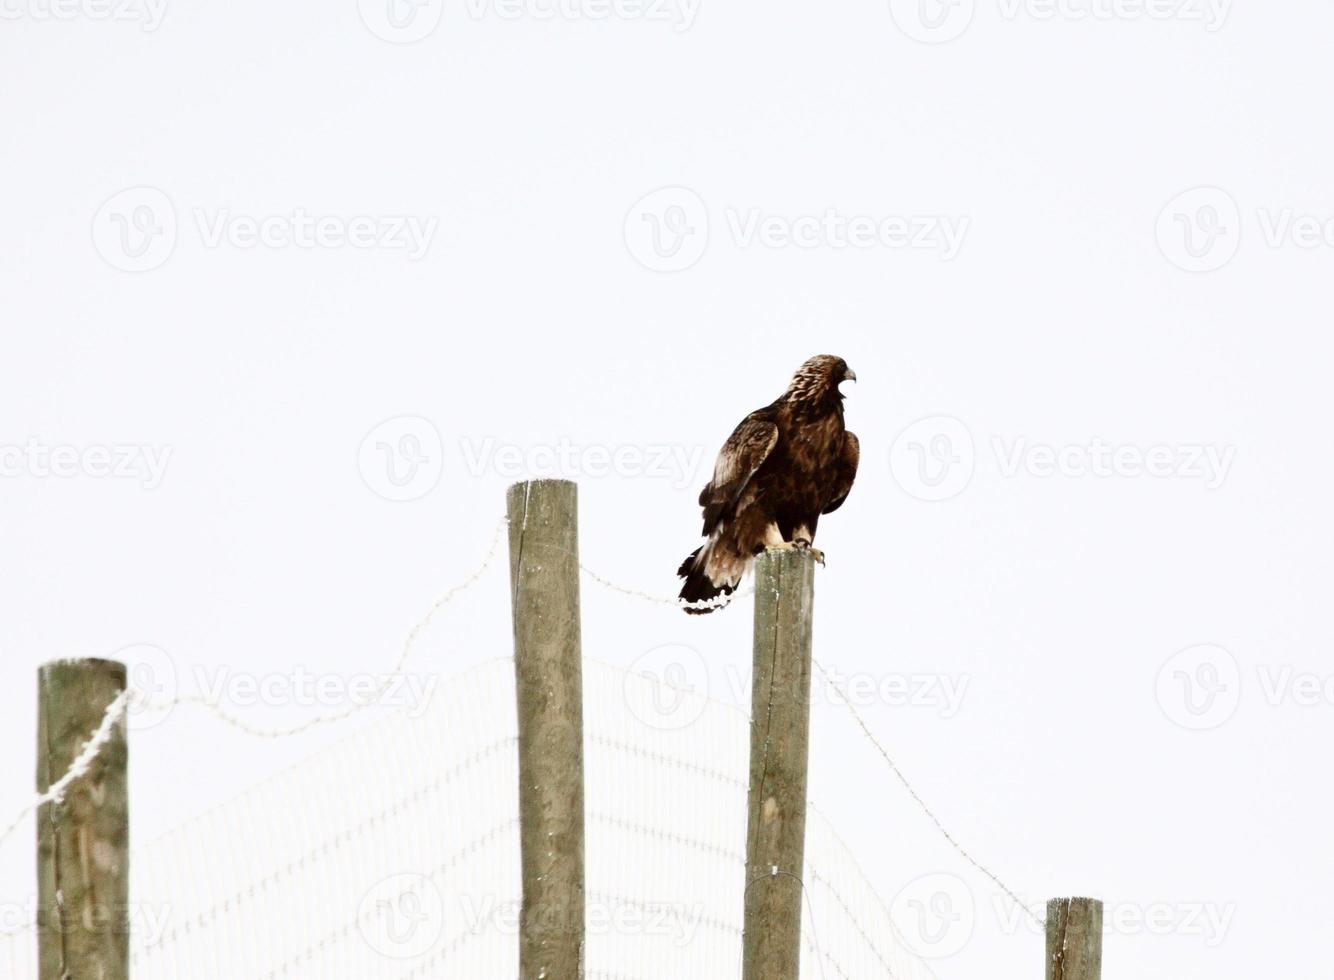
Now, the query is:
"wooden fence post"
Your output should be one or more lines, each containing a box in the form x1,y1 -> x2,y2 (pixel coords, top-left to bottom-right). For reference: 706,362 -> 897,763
743,547 -> 816,980
36,658 -> 129,980
1046,897 -> 1103,980
507,480 -> 586,979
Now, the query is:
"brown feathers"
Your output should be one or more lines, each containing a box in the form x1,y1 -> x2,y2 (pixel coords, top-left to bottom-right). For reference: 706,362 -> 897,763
677,355 -> 859,612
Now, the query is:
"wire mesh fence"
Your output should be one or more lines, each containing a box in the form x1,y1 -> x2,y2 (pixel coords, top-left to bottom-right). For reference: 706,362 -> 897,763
2,654 -> 945,979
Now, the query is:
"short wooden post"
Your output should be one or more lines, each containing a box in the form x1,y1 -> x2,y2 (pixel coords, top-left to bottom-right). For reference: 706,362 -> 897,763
36,658 -> 129,980
1046,897 -> 1103,980
743,548 -> 816,980
507,480 -> 586,979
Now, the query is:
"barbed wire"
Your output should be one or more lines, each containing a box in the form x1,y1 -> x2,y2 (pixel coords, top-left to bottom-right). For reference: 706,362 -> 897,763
580,563 -> 755,611
812,658 -> 1045,929
0,688 -> 130,849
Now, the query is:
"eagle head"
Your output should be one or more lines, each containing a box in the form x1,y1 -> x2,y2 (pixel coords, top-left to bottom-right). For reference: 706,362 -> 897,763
787,354 -> 857,402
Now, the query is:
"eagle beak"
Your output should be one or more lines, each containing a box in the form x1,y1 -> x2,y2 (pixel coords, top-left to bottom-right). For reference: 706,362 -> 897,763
844,367 -> 857,383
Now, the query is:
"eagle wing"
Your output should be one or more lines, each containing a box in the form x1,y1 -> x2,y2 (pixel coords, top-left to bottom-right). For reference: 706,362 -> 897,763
699,411 -> 780,534
822,430 -> 859,515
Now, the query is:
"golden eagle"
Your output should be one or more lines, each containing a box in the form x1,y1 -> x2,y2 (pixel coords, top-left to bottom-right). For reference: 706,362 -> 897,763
677,354 -> 859,612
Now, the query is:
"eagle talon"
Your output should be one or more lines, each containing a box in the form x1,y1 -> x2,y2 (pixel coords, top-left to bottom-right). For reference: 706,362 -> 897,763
792,539 -> 826,566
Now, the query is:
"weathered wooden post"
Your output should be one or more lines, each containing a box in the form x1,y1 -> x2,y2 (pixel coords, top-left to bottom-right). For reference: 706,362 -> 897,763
36,658 -> 129,980
1046,897 -> 1103,980
507,480 -> 586,979
743,547 -> 816,980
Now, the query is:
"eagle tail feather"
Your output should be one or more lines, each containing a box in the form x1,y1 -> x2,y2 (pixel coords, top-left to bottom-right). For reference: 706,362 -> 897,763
677,545 -> 736,614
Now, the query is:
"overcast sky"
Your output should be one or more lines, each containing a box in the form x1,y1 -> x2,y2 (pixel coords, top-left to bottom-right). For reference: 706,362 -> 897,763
3,1 -> 1333,977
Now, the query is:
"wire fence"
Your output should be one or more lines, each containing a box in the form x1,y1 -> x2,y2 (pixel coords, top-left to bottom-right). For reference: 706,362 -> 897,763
1,515 -> 1041,978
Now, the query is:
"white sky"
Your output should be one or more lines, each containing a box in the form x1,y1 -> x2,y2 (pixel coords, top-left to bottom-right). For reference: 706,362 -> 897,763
3,0 -> 1333,977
